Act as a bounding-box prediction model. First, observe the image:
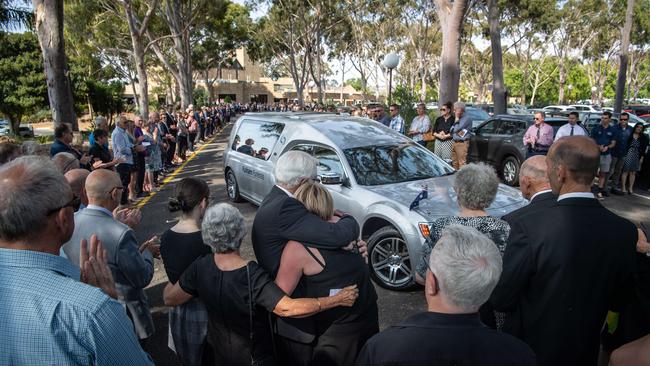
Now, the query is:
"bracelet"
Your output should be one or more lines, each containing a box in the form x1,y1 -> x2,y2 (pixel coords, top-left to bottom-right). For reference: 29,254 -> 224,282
316,297 -> 321,312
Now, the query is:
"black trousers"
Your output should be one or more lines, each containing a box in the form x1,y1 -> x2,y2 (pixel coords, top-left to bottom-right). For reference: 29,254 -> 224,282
177,135 -> 188,160
166,140 -> 176,165
115,163 -> 132,205
136,153 -> 145,194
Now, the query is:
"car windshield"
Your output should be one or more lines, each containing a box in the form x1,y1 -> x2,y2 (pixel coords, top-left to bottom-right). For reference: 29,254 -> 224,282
466,108 -> 490,121
343,143 -> 455,186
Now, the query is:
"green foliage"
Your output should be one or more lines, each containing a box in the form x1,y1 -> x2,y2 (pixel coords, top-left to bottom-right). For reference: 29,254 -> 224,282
193,87 -> 209,107
26,108 -> 52,124
0,31 -> 48,134
224,95 -> 233,104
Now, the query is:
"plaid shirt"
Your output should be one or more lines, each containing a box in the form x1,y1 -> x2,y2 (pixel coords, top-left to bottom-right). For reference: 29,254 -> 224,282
0,248 -> 153,365
389,115 -> 405,134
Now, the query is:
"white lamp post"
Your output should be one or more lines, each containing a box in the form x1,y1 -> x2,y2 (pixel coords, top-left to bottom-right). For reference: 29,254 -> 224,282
382,52 -> 400,105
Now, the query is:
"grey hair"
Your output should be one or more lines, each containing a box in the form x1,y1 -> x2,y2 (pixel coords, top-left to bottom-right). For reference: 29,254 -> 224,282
453,101 -> 466,111
535,111 -> 546,119
52,152 -> 80,174
201,203 -> 247,253
0,156 -> 71,241
520,156 -> 548,183
94,116 -> 108,126
21,141 -> 40,155
429,225 -> 502,311
274,150 -> 317,189
454,163 -> 499,210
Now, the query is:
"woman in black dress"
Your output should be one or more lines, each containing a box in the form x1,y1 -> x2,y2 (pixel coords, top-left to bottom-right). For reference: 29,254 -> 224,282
275,181 -> 379,366
160,178 -> 212,365
433,101 -> 454,161
164,203 -> 359,366
621,122 -> 649,194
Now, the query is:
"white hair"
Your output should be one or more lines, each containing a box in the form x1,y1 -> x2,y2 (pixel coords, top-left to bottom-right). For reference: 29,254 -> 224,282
429,225 -> 502,311
274,150 -> 317,189
453,101 -> 466,111
94,116 -> 108,126
202,203 -> 247,253
0,156 -> 71,241
453,163 -> 499,210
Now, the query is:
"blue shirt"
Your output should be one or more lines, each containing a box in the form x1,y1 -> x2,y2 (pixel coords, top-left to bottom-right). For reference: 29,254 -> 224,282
590,124 -> 617,155
389,115 -> 405,134
0,248 -> 153,365
451,115 -> 473,142
111,126 -> 134,165
50,139 -> 78,158
612,124 -> 633,158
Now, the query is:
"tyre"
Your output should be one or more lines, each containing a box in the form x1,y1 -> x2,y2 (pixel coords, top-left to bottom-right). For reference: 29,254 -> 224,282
501,156 -> 520,186
367,226 -> 414,290
226,169 -> 244,202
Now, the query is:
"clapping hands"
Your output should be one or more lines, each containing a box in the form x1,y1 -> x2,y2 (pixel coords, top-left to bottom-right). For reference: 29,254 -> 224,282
113,207 -> 142,229
80,234 -> 117,299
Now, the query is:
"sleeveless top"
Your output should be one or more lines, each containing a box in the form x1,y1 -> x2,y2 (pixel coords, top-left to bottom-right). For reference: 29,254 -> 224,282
300,245 -> 378,331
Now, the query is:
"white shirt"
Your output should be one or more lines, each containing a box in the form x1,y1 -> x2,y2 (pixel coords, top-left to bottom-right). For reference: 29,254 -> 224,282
276,185 -> 294,197
554,123 -> 588,141
530,189 -> 553,201
557,192 -> 595,201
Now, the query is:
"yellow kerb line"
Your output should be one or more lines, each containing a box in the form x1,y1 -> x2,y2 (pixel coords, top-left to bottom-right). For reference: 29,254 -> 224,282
136,133 -> 221,209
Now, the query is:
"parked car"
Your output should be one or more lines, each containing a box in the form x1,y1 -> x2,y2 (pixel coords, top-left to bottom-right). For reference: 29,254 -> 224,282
542,105 -> 575,113
18,124 -> 34,138
468,115 -> 569,186
568,104 -> 601,112
639,114 -> 650,122
465,106 -> 491,127
224,113 -> 527,290
0,119 -> 9,136
624,104 -> 650,116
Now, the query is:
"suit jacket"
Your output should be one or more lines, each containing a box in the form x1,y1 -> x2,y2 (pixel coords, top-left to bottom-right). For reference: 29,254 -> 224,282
490,197 -> 637,366
252,186 -> 360,343
62,206 -> 155,339
502,190 -> 556,224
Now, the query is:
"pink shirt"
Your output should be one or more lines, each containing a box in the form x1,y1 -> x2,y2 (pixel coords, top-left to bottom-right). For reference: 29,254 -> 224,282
523,123 -> 554,149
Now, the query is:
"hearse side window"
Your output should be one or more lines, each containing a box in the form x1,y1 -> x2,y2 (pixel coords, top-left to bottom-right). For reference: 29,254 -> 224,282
233,120 -> 285,160
498,120 -> 526,135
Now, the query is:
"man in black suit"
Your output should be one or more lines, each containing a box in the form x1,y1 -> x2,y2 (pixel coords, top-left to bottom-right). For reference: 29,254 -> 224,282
252,150 -> 361,364
490,136 -> 638,366
358,225 -> 536,366
502,155 -> 555,223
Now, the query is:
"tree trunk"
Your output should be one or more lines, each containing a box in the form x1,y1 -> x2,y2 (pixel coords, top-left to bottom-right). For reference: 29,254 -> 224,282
557,58 -> 566,104
32,0 -> 77,130
488,0 -> 506,114
435,0 -> 468,104
615,0 -> 635,114
122,0 -> 154,120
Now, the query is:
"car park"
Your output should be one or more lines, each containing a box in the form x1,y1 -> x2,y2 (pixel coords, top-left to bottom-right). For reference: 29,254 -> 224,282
224,112 -> 527,290
542,105 -> 575,113
18,124 -> 34,138
465,106 -> 491,127
468,115 -> 569,186
568,104 -> 600,112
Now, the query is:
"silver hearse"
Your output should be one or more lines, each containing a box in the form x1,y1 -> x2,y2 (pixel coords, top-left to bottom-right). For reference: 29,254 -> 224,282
224,112 -> 527,290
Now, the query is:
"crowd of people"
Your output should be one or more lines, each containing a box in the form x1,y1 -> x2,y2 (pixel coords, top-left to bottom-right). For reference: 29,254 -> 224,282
2,99 -> 650,366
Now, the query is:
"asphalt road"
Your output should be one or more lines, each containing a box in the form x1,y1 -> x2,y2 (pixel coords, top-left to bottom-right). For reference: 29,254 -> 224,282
135,116 -> 650,365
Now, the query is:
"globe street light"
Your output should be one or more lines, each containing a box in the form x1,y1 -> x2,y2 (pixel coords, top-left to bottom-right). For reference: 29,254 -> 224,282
383,52 -> 400,105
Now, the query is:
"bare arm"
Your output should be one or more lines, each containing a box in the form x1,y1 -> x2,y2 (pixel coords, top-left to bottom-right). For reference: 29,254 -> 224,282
163,282 -> 193,306
275,241 -> 308,295
272,285 -> 358,318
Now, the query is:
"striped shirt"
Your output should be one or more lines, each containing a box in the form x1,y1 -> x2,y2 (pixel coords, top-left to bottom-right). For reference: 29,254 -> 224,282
0,248 -> 153,365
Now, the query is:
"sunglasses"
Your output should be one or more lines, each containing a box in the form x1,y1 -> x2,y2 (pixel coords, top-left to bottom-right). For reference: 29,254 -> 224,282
110,186 -> 124,195
620,119 -> 629,121
46,196 -> 81,216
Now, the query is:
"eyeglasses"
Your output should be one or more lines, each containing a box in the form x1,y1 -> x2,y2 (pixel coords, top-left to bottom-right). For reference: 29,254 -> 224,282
620,119 -> 629,121
109,186 -> 124,195
440,108 -> 447,112
534,118 -> 541,121
46,196 -> 81,216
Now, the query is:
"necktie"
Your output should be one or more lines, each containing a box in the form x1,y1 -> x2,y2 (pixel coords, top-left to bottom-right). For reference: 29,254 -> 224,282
536,126 -> 540,139
570,125 -> 574,136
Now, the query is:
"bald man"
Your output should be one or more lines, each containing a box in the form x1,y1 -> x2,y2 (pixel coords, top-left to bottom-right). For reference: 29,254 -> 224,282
64,169 -> 89,211
491,136 -> 637,366
502,156 -> 555,223
63,169 -> 159,340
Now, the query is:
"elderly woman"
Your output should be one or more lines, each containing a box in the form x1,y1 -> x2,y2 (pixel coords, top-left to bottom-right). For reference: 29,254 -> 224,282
416,163 -> 509,329
276,181 -> 379,366
164,203 -> 359,366
408,103 -> 432,146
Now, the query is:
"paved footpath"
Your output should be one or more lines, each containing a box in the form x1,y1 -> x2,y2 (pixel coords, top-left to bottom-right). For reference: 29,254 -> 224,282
135,117 -> 650,364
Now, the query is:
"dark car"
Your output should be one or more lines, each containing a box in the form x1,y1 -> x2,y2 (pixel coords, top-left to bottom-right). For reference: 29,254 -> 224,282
468,115 -> 568,186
